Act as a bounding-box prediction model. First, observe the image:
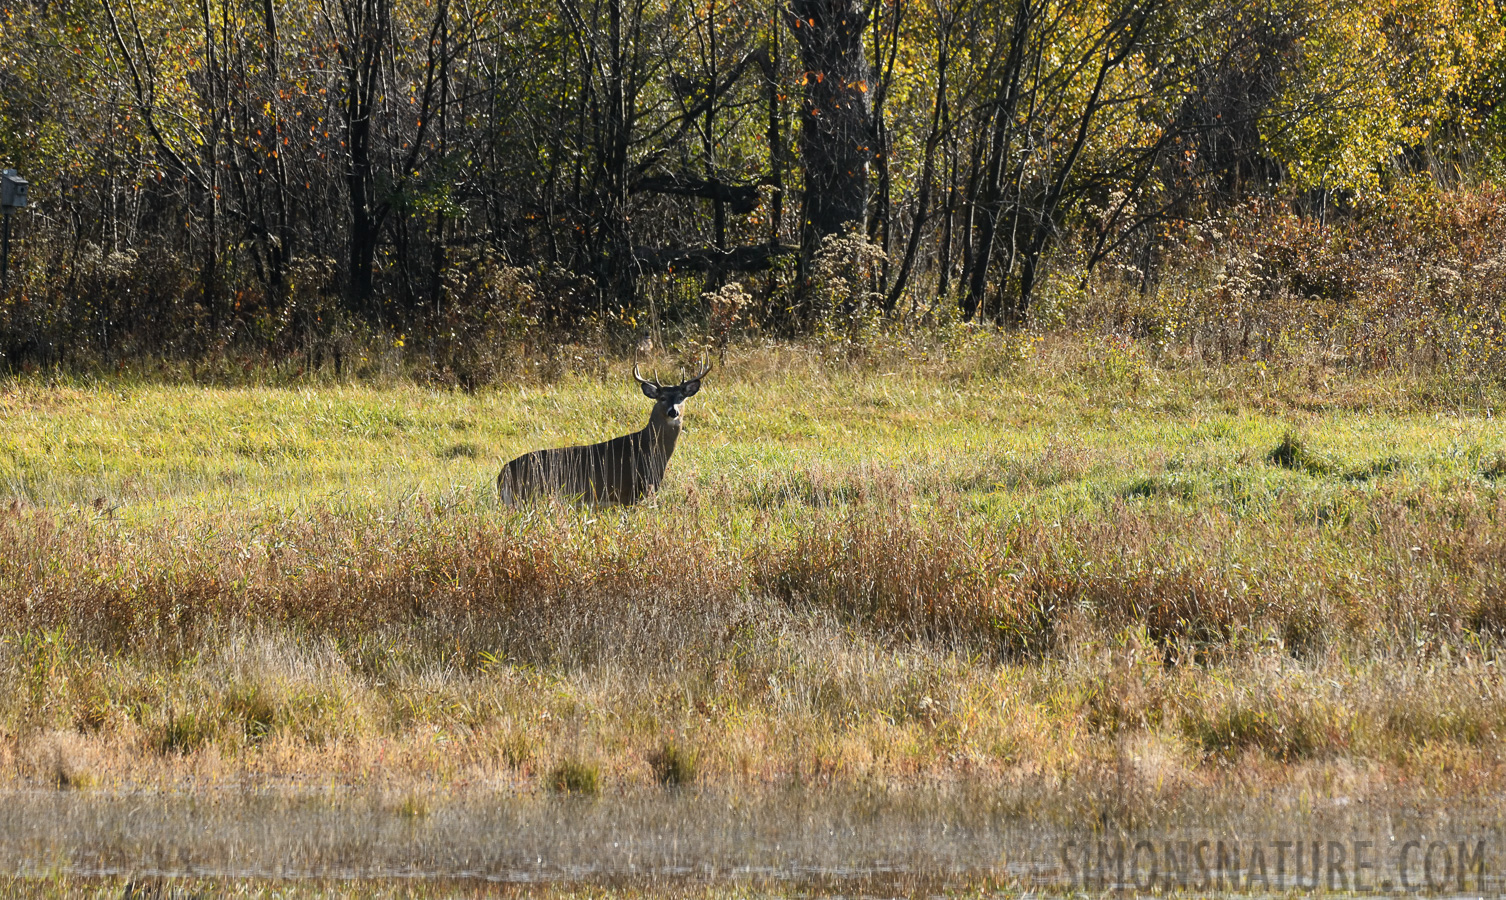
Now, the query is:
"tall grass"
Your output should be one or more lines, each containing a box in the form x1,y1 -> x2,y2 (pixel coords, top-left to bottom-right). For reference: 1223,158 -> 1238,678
1,337 -> 1504,797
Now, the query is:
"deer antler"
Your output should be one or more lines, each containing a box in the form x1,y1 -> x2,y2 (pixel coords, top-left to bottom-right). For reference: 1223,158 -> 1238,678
686,358 -> 711,383
632,364 -> 662,388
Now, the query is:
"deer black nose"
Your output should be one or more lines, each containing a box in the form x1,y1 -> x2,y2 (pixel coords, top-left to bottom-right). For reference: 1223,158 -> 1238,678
667,406 -> 680,418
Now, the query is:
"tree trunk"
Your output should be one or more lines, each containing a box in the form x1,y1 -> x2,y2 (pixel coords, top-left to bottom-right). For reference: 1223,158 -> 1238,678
883,34 -> 948,314
337,0 -> 390,316
961,0 -> 1031,323
765,10 -> 784,245
789,0 -> 874,270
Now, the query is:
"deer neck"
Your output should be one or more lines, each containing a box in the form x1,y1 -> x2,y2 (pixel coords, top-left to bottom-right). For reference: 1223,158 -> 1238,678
644,406 -> 682,458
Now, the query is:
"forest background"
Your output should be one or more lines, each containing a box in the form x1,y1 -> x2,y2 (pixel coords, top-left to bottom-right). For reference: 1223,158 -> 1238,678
3,0 -> 1506,373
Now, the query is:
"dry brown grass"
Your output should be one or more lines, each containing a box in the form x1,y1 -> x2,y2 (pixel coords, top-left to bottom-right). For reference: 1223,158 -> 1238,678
5,476 -> 1503,658
1,489 -> 1505,798
1,337 -> 1505,804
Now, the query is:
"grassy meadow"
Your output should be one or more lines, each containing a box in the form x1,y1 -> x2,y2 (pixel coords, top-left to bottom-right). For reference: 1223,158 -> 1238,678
2,335 -> 1506,807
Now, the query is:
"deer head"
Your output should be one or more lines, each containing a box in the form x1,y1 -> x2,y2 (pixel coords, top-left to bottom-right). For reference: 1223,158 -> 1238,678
634,360 -> 711,429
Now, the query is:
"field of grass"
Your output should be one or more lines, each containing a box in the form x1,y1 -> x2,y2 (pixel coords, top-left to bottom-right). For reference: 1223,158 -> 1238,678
1,335 -> 1505,808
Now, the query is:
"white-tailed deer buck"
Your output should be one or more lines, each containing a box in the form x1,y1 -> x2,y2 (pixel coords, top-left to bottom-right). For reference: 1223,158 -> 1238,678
498,362 -> 711,504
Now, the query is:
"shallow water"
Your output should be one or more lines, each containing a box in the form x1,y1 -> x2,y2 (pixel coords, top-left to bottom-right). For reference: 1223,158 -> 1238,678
3,785 -> 1504,893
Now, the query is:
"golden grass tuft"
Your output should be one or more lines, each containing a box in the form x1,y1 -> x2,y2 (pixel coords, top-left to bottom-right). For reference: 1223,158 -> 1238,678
21,730 -> 101,789
648,739 -> 699,787
549,757 -> 601,796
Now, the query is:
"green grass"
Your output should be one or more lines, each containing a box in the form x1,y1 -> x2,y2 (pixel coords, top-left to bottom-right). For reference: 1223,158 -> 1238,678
1,336 -> 1505,800
5,352 -> 1500,532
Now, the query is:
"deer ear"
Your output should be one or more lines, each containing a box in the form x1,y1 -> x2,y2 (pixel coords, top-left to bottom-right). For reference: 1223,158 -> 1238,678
681,379 -> 701,397
640,381 -> 661,399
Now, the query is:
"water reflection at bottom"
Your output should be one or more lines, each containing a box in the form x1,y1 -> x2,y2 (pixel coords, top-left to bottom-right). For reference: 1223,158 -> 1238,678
1,785 -> 1503,893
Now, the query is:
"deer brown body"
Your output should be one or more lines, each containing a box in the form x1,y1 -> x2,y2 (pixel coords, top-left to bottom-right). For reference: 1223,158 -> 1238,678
498,364 -> 708,505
